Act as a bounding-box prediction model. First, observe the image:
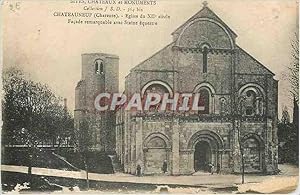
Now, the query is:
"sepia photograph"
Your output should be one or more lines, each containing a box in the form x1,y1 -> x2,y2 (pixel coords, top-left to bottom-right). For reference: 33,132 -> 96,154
1,0 -> 299,194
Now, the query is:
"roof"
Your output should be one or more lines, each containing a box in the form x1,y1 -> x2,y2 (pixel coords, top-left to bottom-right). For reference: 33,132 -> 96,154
129,4 -> 275,77
81,53 -> 119,59
237,45 -> 275,76
131,42 -> 175,71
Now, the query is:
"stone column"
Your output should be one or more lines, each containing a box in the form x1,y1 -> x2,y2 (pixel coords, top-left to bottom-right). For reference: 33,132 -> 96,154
135,117 -> 144,174
221,150 -> 232,173
130,120 -> 136,174
255,98 -> 260,115
172,119 -> 180,175
189,150 -> 194,174
218,150 -> 222,172
265,118 -> 274,173
124,111 -> 129,173
212,95 -> 215,114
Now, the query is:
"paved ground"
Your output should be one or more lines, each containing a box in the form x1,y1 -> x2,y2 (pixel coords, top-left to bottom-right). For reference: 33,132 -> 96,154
1,164 -> 299,193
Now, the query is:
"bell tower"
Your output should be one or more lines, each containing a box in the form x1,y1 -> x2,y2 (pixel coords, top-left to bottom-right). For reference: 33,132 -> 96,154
75,53 -> 119,153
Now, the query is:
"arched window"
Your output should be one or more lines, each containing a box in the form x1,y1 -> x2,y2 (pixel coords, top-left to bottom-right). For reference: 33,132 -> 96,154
95,59 -> 104,74
143,84 -> 170,111
239,84 -> 265,116
198,88 -> 209,114
240,89 -> 264,116
194,83 -> 215,115
202,46 -> 208,73
245,90 -> 256,116
220,97 -> 227,115
141,81 -> 173,96
144,84 -> 169,96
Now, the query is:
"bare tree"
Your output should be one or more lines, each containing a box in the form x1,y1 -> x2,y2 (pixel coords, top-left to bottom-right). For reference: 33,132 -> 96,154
289,34 -> 299,101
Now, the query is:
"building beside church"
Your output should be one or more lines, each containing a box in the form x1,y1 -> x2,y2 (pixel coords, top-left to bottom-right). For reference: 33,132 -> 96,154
74,3 -> 278,175
115,3 -> 278,175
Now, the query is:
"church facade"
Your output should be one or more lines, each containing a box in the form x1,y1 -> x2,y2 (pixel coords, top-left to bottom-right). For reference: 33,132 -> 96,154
115,4 -> 278,175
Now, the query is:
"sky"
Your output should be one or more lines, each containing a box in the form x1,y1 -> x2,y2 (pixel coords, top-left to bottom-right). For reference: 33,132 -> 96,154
2,0 -> 299,117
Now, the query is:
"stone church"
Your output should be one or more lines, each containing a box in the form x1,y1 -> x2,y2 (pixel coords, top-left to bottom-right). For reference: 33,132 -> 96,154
75,3 -> 278,175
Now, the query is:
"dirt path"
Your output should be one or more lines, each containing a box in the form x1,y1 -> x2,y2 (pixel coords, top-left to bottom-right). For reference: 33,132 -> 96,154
2,164 -> 298,193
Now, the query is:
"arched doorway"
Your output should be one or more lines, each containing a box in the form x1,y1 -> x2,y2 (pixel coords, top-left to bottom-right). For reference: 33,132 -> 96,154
194,141 -> 211,171
187,130 -> 224,173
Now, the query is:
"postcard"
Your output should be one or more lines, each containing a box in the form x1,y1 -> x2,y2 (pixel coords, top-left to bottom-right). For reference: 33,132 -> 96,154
1,0 -> 299,194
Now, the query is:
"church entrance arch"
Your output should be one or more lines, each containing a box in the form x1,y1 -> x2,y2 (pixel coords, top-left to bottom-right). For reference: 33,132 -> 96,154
194,141 -> 212,171
188,130 -> 223,173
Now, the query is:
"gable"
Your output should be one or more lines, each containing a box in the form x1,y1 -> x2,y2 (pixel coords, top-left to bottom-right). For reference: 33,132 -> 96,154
172,6 -> 237,40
